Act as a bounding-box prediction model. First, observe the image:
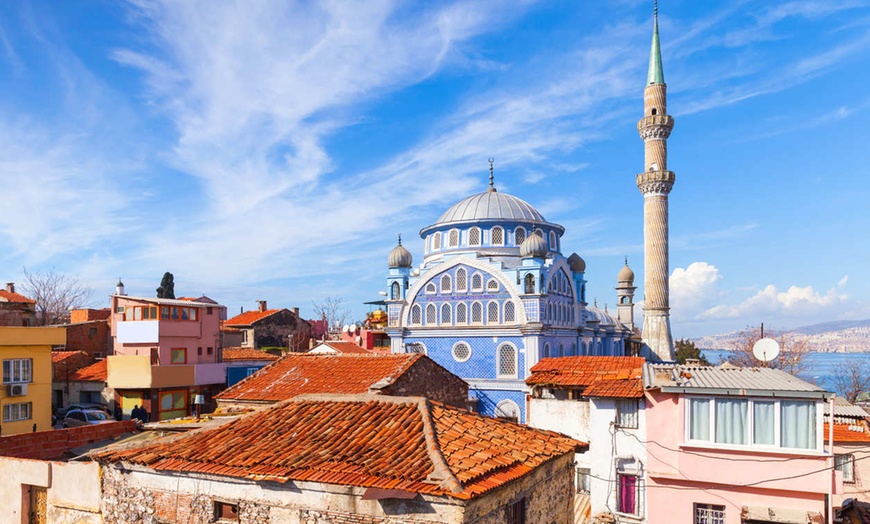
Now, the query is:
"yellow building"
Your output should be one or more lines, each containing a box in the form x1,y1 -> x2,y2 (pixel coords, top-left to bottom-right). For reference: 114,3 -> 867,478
0,327 -> 65,435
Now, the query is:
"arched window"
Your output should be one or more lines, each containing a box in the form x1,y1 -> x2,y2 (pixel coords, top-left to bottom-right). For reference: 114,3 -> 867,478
558,344 -> 564,357
497,344 -> 517,378
441,274 -> 451,293
390,282 -> 400,300
456,303 -> 467,323
487,301 -> 499,324
441,303 -> 452,325
455,268 -> 467,292
426,304 -> 437,325
491,226 -> 504,246
471,273 -> 483,292
495,399 -> 520,423
504,301 -> 515,322
514,227 -> 526,245
411,305 -> 421,325
468,227 -> 481,246
524,274 -> 535,294
620,296 -> 628,304
426,282 -> 436,294
448,229 -> 459,247
407,342 -> 427,355
549,231 -> 557,250
543,343 -> 550,359
487,279 -> 499,292
433,232 -> 442,250
471,302 -> 483,324
452,342 -> 471,362
534,228 -> 544,238
571,343 -> 576,356
651,107 -> 657,115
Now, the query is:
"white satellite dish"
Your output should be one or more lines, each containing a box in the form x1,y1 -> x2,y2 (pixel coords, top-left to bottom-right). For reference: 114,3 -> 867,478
752,338 -> 780,363
343,324 -> 351,333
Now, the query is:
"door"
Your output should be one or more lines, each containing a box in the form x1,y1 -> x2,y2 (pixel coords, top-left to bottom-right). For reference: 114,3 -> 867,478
29,486 -> 46,524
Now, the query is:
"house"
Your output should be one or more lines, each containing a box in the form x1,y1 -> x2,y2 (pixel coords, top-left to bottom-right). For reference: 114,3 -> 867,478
214,353 -> 469,411
108,288 -> 227,421
66,359 -> 112,409
223,301 -> 311,351
221,347 -> 279,387
92,394 -> 584,524
825,398 -> 870,508
51,350 -> 96,409
0,283 -> 36,327
838,498 -> 870,524
1,327 -> 65,435
308,340 -> 371,355
526,356 -> 647,523
643,363 -> 839,524
62,308 -> 111,359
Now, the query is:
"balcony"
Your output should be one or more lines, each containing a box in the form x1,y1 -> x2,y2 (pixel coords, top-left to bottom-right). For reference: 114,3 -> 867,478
107,356 -> 227,389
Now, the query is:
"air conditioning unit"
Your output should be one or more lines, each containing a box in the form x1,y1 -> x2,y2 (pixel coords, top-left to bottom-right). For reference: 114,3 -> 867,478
7,383 -> 27,396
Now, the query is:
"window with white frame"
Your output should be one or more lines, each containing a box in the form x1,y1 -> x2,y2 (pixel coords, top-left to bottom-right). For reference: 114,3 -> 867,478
456,303 -> 467,323
471,302 -> 483,323
471,273 -> 483,292
835,454 -> 855,483
514,227 -> 525,245
694,504 -> 725,524
487,279 -> 499,292
456,268 -> 467,292
487,301 -> 499,323
549,231 -> 557,250
452,342 -> 472,362
498,344 -> 517,377
426,304 -> 437,325
616,399 -> 639,429
469,227 -> 481,246
425,282 -> 436,294
448,229 -> 459,247
504,301 -> 515,322
2,358 -> 32,384
391,282 -> 400,300
3,402 -> 32,422
411,305 -> 422,325
687,397 -> 818,450
433,232 -> 442,250
441,274 -> 451,293
441,303 -> 452,325
491,226 -> 504,245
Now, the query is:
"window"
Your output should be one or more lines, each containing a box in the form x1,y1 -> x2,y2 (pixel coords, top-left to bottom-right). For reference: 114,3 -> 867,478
524,274 -> 535,294
197,347 -> 203,356
487,279 -> 499,292
471,273 -> 483,292
617,474 -> 641,516
715,399 -> 748,445
543,343 -> 550,358
549,231 -> 557,250
425,282 -> 436,294
469,227 -> 481,246
2,358 -> 32,383
170,348 -> 187,364
504,301 -> 515,322
456,268 -> 467,292
131,306 -> 158,320
433,232 -> 442,250
452,342 -> 471,362
2,402 -> 32,422
115,306 -> 125,314
159,390 -> 187,419
246,367 -> 259,377
88,327 -> 98,338
391,282 -> 400,300
448,229 -> 459,247
411,305 -> 422,324
506,497 -> 526,524
441,303 -> 452,325
753,400 -> 775,445
441,274 -> 451,293
491,226 -> 504,245
534,228 -> 543,237
208,347 -> 214,356
558,344 -> 564,357
835,454 -> 855,483
514,227 -> 525,245
694,504 -> 725,524
426,304 -> 437,325
150,348 -> 160,365
781,400 -> 816,449
471,302 -> 483,323
487,301 -> 499,323
207,307 -> 214,315
617,399 -> 639,429
576,468 -> 591,493
688,397 -> 818,450
214,500 -> 239,522
497,344 -> 517,377
456,303 -> 467,323
496,399 -> 520,423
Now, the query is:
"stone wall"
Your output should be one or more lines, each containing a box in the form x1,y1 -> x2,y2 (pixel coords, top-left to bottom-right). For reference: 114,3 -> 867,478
253,310 -> 311,350
0,302 -> 36,327
300,509 -> 442,524
382,356 -> 468,409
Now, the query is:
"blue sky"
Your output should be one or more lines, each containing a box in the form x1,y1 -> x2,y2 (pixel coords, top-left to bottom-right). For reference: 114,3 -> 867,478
1,0 -> 868,338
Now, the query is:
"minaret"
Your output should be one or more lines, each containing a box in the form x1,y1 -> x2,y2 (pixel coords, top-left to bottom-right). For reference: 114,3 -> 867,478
637,3 -> 675,361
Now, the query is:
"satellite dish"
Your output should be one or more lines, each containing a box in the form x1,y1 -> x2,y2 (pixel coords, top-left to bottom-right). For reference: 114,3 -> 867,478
343,324 -> 351,333
752,338 -> 780,362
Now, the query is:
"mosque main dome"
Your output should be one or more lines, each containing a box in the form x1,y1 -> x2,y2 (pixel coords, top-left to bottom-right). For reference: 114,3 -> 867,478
434,189 -> 547,225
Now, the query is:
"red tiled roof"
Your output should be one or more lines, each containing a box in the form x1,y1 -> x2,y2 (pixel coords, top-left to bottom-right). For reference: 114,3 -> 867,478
69,359 -> 107,382
222,348 -> 280,362
93,395 -> 583,500
526,356 -> 645,398
52,350 -> 95,380
224,309 -> 282,327
825,422 -> 870,443
0,289 -> 35,304
311,341 -> 369,354
215,354 -> 424,402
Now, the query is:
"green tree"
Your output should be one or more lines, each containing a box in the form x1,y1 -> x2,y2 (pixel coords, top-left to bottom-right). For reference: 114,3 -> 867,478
156,272 -> 175,299
674,339 -> 709,365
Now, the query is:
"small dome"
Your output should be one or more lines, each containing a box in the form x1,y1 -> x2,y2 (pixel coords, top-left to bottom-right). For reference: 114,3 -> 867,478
568,253 -> 586,273
388,240 -> 413,268
618,262 -> 635,283
520,234 -> 548,258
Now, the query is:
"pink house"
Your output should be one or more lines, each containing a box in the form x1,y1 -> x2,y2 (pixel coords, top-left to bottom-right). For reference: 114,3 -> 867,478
644,363 -> 840,524
107,288 -> 227,421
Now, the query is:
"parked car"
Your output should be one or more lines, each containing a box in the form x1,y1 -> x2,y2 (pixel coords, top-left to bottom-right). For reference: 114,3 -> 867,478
62,408 -> 113,428
57,403 -> 107,418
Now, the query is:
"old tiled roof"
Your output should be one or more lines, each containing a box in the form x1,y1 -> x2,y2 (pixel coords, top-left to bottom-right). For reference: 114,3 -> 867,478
93,394 -> 583,500
526,356 -> 645,398
643,363 -> 831,398
224,309 -> 282,327
0,289 -> 35,304
215,354 -> 423,403
69,359 -> 107,382
222,348 -> 280,362
52,351 -> 94,380
310,341 -> 369,354
825,422 -> 870,443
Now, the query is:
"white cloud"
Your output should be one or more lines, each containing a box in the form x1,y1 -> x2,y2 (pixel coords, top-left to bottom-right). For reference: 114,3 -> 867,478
838,275 -> 849,288
700,283 -> 849,321
670,262 -> 724,321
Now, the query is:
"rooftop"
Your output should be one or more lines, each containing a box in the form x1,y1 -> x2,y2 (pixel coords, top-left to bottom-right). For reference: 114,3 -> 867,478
825,421 -> 870,443
93,394 -> 583,500
52,350 -> 94,380
224,308 -> 282,326
527,356 -> 645,398
309,341 -> 370,355
113,295 -> 223,308
222,347 -> 280,362
644,363 -> 832,399
0,289 -> 35,304
68,359 -> 107,382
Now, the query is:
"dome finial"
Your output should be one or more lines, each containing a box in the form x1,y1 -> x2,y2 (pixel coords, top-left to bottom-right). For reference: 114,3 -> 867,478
397,233 -> 402,246
624,255 -> 628,266
487,157 -> 496,192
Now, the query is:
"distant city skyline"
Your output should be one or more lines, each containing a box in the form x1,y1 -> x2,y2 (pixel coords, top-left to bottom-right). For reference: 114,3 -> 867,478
1,1 -> 868,337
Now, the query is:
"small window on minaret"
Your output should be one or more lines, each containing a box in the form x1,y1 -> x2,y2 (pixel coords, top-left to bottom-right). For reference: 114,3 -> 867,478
651,108 -> 657,115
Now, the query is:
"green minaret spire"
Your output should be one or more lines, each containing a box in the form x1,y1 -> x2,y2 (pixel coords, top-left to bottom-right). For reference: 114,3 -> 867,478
647,1 -> 664,85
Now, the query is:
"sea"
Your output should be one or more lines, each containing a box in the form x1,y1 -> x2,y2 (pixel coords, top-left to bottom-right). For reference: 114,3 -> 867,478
700,349 -> 870,395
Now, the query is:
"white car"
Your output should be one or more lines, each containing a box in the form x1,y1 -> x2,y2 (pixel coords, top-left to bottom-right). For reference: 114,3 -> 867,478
62,409 -> 113,428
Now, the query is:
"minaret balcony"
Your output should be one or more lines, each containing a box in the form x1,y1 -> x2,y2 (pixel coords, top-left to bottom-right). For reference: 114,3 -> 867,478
637,114 -> 674,139
636,170 -> 675,194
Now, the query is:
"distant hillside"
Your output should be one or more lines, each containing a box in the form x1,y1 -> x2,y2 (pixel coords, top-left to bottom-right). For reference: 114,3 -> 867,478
693,320 -> 870,353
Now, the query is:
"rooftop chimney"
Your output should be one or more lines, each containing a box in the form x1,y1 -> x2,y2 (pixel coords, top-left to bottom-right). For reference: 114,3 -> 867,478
257,300 -> 267,312
291,307 -> 299,316
6,282 -> 14,293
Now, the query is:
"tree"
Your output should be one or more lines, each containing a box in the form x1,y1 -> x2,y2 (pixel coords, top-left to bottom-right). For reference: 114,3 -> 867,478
674,339 -> 710,365
724,326 -> 810,378
831,358 -> 870,403
21,268 -> 93,326
156,272 -> 175,299
312,296 -> 350,339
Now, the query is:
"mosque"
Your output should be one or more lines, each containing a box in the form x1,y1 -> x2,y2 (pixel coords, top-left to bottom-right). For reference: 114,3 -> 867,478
383,7 -> 676,422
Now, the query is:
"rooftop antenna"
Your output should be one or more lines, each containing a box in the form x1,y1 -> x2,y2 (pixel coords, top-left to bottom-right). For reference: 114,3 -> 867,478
488,157 -> 496,192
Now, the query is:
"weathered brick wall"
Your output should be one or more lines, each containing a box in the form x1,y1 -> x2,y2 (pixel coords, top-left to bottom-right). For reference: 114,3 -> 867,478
254,310 -> 311,350
0,421 -> 136,460
65,320 -> 110,357
383,356 -> 468,408
300,509 -> 442,524
0,302 -> 36,326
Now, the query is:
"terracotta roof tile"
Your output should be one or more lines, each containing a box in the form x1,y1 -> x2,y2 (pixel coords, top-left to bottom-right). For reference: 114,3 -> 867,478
825,421 -> 870,443
224,309 -> 282,326
69,359 -> 107,382
93,395 -> 583,500
222,348 -> 280,362
215,354 -> 423,403
526,356 -> 645,398
0,289 -> 35,304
